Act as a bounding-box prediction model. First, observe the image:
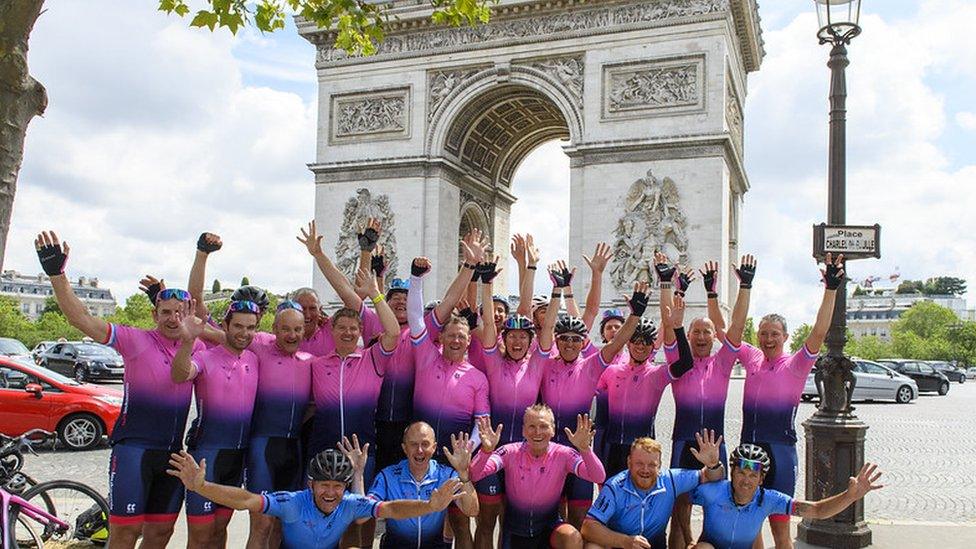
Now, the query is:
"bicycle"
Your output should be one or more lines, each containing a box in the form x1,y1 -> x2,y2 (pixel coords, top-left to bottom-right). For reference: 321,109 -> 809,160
2,485 -> 64,548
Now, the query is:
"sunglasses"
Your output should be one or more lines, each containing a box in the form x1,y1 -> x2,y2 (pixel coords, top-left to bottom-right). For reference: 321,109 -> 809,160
276,300 -> 304,313
226,300 -> 261,317
502,316 -> 534,330
736,458 -> 764,473
556,335 -> 585,344
629,336 -> 655,346
156,288 -> 190,303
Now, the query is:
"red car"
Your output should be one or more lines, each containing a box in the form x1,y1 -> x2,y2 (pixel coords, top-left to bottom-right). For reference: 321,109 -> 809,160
0,356 -> 122,450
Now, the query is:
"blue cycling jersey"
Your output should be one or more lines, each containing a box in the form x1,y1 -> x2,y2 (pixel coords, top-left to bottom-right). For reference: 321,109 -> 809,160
368,459 -> 458,548
262,490 -> 379,549
692,480 -> 794,549
587,469 -> 700,540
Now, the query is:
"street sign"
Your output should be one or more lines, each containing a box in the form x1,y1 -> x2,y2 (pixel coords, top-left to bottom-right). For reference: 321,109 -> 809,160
813,223 -> 880,260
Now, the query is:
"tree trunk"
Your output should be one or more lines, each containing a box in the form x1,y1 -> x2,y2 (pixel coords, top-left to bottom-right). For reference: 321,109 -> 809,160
0,0 -> 47,271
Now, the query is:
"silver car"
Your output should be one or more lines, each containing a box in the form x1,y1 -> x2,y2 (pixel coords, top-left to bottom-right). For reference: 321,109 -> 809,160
803,359 -> 918,404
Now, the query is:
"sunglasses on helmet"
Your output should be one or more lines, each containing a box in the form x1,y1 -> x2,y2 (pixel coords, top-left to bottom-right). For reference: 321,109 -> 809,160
225,300 -> 261,318
736,458 -> 764,473
156,288 -> 190,304
276,300 -> 304,313
602,308 -> 625,320
388,278 -> 410,291
502,316 -> 534,330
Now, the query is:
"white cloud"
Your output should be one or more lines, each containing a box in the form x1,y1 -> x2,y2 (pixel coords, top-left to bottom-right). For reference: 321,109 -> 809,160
957,112 -> 976,131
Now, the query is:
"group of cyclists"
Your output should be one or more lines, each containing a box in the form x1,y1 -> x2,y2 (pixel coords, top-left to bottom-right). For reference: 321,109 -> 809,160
32,221 -> 883,549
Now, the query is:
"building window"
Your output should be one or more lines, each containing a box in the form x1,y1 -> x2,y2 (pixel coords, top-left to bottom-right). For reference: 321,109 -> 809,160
21,303 -> 30,314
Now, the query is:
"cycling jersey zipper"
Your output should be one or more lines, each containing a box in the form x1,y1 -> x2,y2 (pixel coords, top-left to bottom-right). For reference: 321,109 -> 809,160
339,357 -> 347,438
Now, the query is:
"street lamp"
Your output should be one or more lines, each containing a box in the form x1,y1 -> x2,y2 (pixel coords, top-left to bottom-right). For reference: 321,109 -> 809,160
798,1 -> 873,547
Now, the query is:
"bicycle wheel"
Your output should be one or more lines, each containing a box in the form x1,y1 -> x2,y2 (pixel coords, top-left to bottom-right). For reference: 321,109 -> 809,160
18,480 -> 109,546
10,510 -> 44,548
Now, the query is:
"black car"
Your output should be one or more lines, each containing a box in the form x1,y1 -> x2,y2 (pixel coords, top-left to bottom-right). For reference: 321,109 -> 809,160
878,359 -> 950,395
927,361 -> 966,384
37,342 -> 124,383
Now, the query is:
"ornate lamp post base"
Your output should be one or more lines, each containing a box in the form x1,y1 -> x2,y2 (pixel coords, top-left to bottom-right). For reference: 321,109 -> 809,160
797,408 -> 871,548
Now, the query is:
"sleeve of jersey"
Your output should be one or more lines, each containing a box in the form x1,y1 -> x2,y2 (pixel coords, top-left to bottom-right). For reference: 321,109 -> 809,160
663,340 -> 679,364
667,327 -> 694,379
360,302 -> 383,346
764,489 -> 795,517
585,351 -> 609,383
469,448 -> 504,482
713,338 -> 740,376
349,493 -> 383,520
594,372 -> 609,430
672,468 -> 702,494
467,339 -> 491,373
788,345 -> 820,379
261,491 -> 302,522
369,343 -> 394,377
106,323 -> 137,355
366,470 -> 389,501
737,342 -> 765,374
585,483 -> 617,524
573,448 -> 607,484
407,275 -> 427,337
473,373 -> 491,417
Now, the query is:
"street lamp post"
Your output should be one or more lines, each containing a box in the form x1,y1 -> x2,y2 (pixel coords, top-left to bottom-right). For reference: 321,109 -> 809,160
798,1 -> 872,547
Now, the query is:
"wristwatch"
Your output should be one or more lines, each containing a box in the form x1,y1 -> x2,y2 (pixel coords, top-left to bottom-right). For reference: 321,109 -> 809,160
707,462 -> 723,470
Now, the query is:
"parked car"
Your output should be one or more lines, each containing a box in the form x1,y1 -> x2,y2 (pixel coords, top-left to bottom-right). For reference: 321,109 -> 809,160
926,360 -> 966,384
878,359 -> 951,395
802,359 -> 918,404
0,355 -> 122,450
37,342 -> 124,383
967,367 -> 976,381
0,337 -> 31,359
30,340 -> 58,363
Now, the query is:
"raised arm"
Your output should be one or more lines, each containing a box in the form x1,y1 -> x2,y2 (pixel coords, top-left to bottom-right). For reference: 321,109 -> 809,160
339,435 -> 369,499
688,429 -> 725,482
480,274 -> 498,348
407,258 -> 431,337
171,306 -> 204,383
168,451 -> 264,513
600,282 -> 649,364
793,462 -> 883,519
551,260 -> 580,317
581,243 -> 612,330
188,232 -> 222,318
297,220 -> 364,311
564,414 -> 606,484
700,260 -> 727,336
443,432 -> 480,517
515,234 -> 540,317
654,252 -> 677,345
665,295 -> 693,378
805,253 -> 844,354
539,262 -> 570,351
35,232 -> 110,341
434,231 -> 485,324
355,219 -> 381,299
355,269 -> 399,352
378,479 -> 464,520
724,255 -> 757,347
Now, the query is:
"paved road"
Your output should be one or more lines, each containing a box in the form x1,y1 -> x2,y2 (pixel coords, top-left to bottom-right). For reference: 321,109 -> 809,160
24,378 -> 976,529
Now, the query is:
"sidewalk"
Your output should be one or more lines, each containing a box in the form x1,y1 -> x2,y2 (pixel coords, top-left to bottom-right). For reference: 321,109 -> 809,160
167,512 -> 976,547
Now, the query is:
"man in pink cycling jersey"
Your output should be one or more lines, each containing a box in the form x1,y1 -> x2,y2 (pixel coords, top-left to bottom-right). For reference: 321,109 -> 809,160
408,248 -> 491,549
471,407 -> 605,549
711,254 -> 844,549
596,285 -> 694,478
35,231 -> 204,549
655,253 -> 753,549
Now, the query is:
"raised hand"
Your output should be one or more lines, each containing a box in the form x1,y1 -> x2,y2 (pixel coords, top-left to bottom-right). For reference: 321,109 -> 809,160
583,242 -> 613,274
848,462 -> 883,499
511,234 -> 527,267
166,450 -> 206,491
443,432 -> 474,477
733,254 -> 757,289
196,232 -> 222,254
653,251 -> 676,285
689,429 -> 723,469
338,435 -> 370,475
429,478 -> 464,511
178,300 -> 206,341
358,218 -> 381,252
476,416 -> 503,453
297,221 -> 324,257
411,257 -> 432,277
664,294 -> 686,329
456,299 -> 479,329
371,245 -> 387,278
460,229 -> 487,265
525,234 -> 540,268
700,261 -> 719,296
821,253 -> 846,290
354,268 -> 380,300
139,275 -> 165,304
548,260 -> 575,288
675,268 -> 695,297
565,413 -> 595,452
35,231 -> 70,277
477,255 -> 502,284
628,281 -> 650,317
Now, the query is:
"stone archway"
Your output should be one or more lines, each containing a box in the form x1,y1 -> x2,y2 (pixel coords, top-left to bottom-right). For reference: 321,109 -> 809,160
301,0 -> 764,316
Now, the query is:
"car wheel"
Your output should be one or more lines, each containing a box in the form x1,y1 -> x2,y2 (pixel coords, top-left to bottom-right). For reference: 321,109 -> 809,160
57,413 -> 104,451
895,385 -> 913,404
74,366 -> 88,384
960,376 -> 965,384
938,382 -> 950,396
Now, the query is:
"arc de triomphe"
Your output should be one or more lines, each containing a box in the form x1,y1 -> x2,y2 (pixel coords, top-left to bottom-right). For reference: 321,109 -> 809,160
299,0 -> 763,316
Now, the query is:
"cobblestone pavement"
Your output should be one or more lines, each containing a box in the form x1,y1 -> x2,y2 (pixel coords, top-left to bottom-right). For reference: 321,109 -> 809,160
23,378 -> 976,524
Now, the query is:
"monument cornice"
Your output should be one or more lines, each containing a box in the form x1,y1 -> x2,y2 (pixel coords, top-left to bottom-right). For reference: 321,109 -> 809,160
297,0 -> 764,72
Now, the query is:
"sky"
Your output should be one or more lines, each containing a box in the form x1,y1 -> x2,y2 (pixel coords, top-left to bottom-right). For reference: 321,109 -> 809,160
5,1 -> 975,332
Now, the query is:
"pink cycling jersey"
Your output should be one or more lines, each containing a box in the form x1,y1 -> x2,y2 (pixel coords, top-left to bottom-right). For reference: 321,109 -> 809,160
248,339 -> 313,439
376,313 -> 441,423
189,345 -> 259,449
468,341 -> 545,445
107,324 -> 205,450
665,339 -> 738,441
470,442 -> 606,536
596,357 -> 674,445
737,342 -> 818,444
533,346 -> 605,446
300,302 -> 381,357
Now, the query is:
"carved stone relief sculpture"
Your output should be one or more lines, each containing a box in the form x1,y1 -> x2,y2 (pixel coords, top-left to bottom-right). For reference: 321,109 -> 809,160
331,88 -> 410,142
603,55 -> 704,118
610,170 -> 689,290
335,188 -> 399,284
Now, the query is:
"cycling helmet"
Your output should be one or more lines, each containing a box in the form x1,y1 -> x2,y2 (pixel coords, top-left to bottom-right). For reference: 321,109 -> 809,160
424,299 -> 441,313
530,295 -> 549,314
554,314 -> 587,336
501,314 -> 535,333
599,308 -> 626,332
74,503 -> 109,543
730,443 -> 771,474
492,295 -> 511,314
630,318 -> 658,344
386,278 -> 410,298
307,449 -> 354,484
232,285 -> 270,311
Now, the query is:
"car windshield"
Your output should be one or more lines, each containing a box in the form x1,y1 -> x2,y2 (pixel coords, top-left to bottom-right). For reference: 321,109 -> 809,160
8,357 -> 81,386
0,339 -> 30,356
75,344 -> 119,358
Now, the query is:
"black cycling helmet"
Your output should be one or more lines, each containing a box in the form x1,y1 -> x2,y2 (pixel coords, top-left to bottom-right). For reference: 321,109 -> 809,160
307,449 -> 354,484
730,443 -> 771,474
232,285 -> 270,311
554,314 -> 587,336
630,318 -> 658,344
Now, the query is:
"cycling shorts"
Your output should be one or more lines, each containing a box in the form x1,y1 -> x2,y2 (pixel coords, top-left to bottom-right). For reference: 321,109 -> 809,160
108,444 -> 184,525
246,437 -> 304,494
185,448 -> 245,522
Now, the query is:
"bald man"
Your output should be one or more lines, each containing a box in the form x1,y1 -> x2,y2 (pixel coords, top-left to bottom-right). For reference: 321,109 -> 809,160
368,422 -> 479,548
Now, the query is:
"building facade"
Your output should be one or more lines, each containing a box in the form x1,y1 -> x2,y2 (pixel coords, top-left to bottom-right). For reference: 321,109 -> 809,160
846,288 -> 970,341
0,270 -> 116,320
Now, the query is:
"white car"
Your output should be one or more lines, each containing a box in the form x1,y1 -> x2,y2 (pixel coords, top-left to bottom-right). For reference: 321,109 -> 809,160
966,367 -> 976,381
802,359 -> 918,404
